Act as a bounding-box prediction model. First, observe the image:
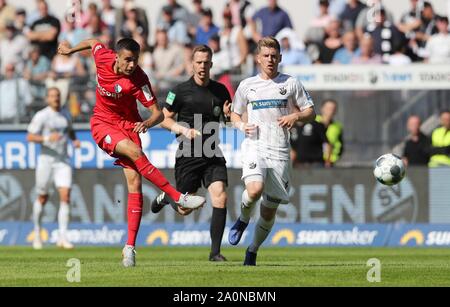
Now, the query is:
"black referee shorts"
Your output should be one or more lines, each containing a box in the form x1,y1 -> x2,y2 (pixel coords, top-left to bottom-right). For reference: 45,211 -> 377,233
174,156 -> 228,194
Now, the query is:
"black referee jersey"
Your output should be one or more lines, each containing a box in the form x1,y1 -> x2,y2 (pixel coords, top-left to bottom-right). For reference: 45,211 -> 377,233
163,77 -> 231,157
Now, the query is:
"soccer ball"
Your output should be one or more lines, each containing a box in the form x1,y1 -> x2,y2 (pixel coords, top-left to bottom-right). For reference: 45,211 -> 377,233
373,153 -> 406,186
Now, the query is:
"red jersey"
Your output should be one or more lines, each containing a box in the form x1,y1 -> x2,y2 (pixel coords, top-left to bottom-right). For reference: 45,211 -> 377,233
91,43 -> 156,126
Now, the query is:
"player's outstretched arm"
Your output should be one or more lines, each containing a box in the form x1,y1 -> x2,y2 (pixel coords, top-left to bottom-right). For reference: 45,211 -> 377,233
133,103 -> 164,134
57,39 -> 101,56
160,108 -> 201,140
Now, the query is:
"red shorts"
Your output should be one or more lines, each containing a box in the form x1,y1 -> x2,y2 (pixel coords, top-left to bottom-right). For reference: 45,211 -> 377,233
90,117 -> 141,170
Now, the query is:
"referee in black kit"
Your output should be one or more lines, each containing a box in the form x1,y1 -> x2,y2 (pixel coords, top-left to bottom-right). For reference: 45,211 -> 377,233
151,45 -> 232,262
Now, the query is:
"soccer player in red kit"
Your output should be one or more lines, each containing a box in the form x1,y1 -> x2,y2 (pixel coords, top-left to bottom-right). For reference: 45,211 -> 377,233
57,38 -> 206,267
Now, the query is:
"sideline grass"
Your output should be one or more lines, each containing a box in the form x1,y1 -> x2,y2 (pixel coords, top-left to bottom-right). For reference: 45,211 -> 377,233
1,247 -> 450,287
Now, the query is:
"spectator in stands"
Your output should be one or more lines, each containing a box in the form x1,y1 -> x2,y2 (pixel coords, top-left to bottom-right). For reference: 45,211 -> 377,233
323,0 -> 346,17
14,8 -> 28,34
408,1 -> 438,61
355,0 -> 394,40
0,0 -> 15,40
187,0 -> 204,38
398,0 -> 422,35
120,6 -> 147,39
279,32 -> 311,66
158,5 -> 190,45
311,0 -> 335,29
290,119 -> 332,168
425,16 -> 450,64
0,21 -> 29,74
226,0 -> 255,28
59,15 -> 89,47
100,0 -> 117,38
387,42 -> 412,66
153,28 -> 185,90
217,11 -> 249,73
250,0 -> 293,42
85,13 -> 107,38
0,63 -> 32,123
316,19 -> 342,64
317,99 -> 343,165
332,30 -> 360,64
23,45 -> 51,100
158,0 -> 190,25
115,0 -> 149,42
339,0 -> 366,32
364,8 -> 406,63
429,110 -> 450,167
134,34 -> 153,78
26,0 -> 61,60
195,8 -> 219,45
351,35 -> 382,64
402,115 -> 431,166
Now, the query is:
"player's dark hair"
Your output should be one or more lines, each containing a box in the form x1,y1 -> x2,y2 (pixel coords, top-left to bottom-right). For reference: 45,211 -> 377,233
192,45 -> 213,60
115,38 -> 140,53
256,37 -> 281,54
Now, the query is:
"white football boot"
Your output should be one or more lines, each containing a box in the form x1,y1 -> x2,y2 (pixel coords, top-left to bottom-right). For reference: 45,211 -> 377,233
32,233 -> 43,250
176,193 -> 206,209
122,245 -> 136,267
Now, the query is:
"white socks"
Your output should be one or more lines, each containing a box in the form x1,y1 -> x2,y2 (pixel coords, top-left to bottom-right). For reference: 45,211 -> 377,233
58,202 -> 70,241
248,215 -> 276,253
33,200 -> 44,235
239,190 -> 257,224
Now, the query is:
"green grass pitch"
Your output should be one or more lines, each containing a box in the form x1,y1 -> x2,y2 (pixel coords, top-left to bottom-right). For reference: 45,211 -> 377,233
1,247 -> 450,287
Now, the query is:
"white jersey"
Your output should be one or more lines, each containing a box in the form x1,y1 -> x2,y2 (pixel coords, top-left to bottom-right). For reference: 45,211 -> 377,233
232,73 -> 314,160
27,106 -> 73,162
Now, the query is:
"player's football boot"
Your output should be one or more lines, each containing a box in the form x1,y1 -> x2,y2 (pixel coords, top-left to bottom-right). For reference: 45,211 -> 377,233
32,236 -> 43,250
209,253 -> 228,262
228,218 -> 248,245
176,193 -> 206,209
57,239 -> 74,249
151,192 -> 169,213
243,248 -> 257,266
122,245 -> 136,267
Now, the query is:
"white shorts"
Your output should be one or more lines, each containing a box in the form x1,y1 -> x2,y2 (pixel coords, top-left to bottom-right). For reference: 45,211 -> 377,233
242,153 -> 290,208
35,155 -> 73,195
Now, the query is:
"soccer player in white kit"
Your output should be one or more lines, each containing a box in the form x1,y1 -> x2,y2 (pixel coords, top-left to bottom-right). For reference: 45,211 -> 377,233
228,37 -> 315,265
27,87 -> 80,249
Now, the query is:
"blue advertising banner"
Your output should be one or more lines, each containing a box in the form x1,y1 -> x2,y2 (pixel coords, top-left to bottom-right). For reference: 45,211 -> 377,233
0,128 -> 245,169
1,222 -> 393,247
388,224 -> 450,247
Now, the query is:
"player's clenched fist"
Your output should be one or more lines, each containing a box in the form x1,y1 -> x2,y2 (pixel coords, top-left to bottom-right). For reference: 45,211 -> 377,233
57,41 -> 72,56
133,122 -> 149,133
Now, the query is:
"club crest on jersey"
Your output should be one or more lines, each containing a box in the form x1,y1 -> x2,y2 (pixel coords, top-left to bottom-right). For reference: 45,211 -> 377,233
279,87 -> 287,95
114,84 -> 122,93
213,106 -> 221,117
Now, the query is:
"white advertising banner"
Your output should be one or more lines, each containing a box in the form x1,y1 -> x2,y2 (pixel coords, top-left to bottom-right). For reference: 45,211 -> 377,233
283,64 -> 450,91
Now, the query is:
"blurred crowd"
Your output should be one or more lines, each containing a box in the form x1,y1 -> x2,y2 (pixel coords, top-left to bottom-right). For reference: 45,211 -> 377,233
0,0 -> 450,123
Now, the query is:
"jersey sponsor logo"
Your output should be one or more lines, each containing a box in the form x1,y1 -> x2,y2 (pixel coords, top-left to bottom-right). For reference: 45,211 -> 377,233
141,85 -> 153,101
114,84 -> 122,93
251,99 -> 288,110
97,84 -> 123,99
93,44 -> 103,55
249,162 -> 257,169
166,91 -> 176,105
279,87 -> 287,95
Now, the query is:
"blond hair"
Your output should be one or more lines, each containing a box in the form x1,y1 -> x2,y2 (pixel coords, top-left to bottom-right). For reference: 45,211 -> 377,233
256,37 -> 281,54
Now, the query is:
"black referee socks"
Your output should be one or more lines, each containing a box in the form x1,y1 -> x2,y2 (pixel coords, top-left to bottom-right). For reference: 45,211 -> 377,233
210,207 -> 227,256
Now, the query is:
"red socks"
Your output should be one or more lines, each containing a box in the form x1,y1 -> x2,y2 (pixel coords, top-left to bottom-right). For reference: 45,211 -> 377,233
127,193 -> 143,246
134,155 -> 181,202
